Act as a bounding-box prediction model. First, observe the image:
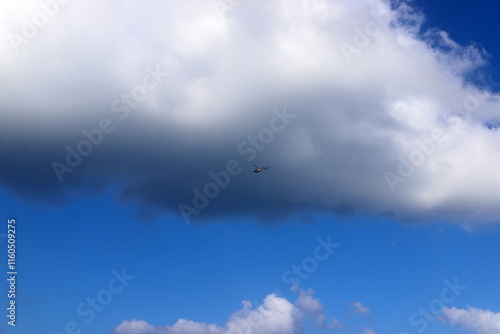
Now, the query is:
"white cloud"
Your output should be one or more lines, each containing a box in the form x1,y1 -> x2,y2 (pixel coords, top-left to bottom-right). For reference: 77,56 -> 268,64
168,319 -> 223,334
114,319 -> 157,334
114,318 -> 223,334
114,289 -> 344,334
114,294 -> 299,334
440,306 -> 500,334
296,289 -> 323,314
295,288 -> 342,329
349,302 -> 370,317
2,0 -> 500,224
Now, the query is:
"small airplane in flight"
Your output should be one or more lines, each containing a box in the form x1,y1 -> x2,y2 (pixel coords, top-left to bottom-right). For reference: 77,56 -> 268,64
254,165 -> 269,173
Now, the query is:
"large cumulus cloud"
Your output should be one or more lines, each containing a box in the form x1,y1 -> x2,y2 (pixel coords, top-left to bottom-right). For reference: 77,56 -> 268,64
1,0 -> 500,224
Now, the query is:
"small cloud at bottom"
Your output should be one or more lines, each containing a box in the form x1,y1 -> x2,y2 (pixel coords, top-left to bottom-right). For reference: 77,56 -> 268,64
113,288 -> 348,334
440,306 -> 500,334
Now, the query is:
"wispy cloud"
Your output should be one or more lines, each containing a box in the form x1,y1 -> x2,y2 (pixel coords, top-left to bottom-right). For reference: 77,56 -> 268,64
349,302 -> 370,317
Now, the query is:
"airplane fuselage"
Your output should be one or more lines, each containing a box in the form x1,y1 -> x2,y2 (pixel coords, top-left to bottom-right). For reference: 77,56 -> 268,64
253,166 -> 268,173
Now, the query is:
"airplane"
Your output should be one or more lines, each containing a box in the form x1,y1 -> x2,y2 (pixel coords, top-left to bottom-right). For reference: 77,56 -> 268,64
254,165 -> 269,173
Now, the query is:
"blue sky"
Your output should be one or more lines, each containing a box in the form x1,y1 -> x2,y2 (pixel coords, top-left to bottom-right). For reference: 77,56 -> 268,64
6,188 -> 500,334
2,1 -> 500,334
